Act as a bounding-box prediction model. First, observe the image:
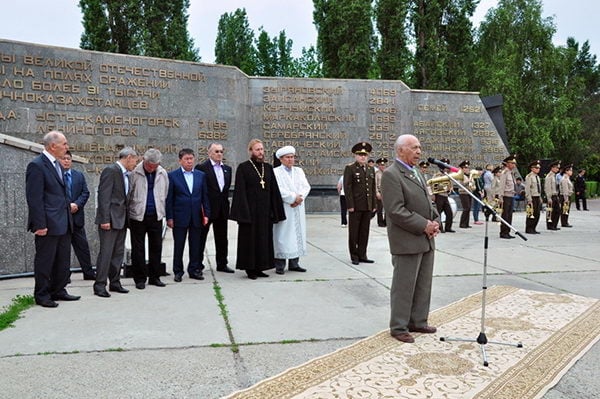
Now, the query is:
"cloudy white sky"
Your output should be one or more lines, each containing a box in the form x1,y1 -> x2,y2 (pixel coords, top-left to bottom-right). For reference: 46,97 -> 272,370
1,0 -> 598,62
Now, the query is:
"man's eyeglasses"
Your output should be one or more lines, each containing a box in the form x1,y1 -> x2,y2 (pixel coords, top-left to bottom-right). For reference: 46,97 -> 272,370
214,150 -> 224,153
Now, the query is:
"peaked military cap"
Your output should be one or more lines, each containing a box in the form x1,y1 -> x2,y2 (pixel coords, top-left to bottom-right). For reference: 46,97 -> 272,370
351,142 -> 372,154
528,160 -> 541,169
503,154 -> 517,164
376,158 -> 388,165
492,166 -> 502,174
418,161 -> 430,167
549,160 -> 561,168
458,160 -> 470,168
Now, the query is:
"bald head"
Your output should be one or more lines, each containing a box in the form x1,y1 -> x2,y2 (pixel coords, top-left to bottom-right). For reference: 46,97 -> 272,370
43,131 -> 68,159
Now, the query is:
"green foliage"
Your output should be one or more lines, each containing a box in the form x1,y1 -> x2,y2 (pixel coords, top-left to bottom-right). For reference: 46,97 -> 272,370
215,8 -> 256,75
314,0 -> 376,78
0,295 -> 35,331
374,0 -> 413,82
290,46 -> 323,78
78,0 -> 199,61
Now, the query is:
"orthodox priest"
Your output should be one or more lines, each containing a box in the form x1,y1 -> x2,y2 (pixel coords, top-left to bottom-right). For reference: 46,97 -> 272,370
230,139 -> 285,279
272,145 -> 311,275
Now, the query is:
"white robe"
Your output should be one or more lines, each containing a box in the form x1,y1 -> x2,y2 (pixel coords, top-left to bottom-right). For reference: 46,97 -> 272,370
273,165 -> 311,259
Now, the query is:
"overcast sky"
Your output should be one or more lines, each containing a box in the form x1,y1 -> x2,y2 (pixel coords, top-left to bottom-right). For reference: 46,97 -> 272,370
0,0 -> 597,63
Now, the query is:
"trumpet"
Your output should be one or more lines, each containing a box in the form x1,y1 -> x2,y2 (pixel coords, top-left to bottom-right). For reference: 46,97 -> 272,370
562,200 -> 570,215
526,203 -> 535,219
546,202 -> 552,223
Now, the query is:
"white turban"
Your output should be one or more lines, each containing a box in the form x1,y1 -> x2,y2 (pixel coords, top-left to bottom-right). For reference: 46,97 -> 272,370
276,145 -> 296,159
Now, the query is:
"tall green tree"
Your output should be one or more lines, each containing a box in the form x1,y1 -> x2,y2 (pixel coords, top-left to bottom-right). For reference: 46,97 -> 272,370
255,28 -> 278,76
474,0 -> 558,163
313,0 -> 376,78
79,0 -> 198,61
275,31 -> 294,77
214,8 -> 256,75
290,45 -> 323,78
374,0 -> 412,83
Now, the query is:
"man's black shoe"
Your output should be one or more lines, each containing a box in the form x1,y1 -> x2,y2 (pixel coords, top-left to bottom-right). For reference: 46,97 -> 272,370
189,273 -> 205,280
217,266 -> 235,273
51,293 -> 81,301
256,271 -> 269,277
94,289 -> 111,298
275,270 -> 284,275
148,278 -> 166,287
289,266 -> 307,272
500,234 -> 515,239
135,282 -> 146,290
109,285 -> 129,294
36,298 -> 59,308
174,274 -> 183,282
351,260 -> 359,265
83,273 -> 96,281
247,273 -> 257,280
359,259 -> 375,263
446,229 -> 456,233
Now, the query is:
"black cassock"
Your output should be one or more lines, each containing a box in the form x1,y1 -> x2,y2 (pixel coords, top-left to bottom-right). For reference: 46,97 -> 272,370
230,160 -> 285,271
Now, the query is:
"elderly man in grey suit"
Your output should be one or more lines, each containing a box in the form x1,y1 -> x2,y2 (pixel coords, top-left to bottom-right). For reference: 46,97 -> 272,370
94,147 -> 138,297
381,134 -> 440,343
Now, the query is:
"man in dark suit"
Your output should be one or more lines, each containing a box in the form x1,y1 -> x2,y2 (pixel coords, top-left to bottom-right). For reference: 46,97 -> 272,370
195,143 -> 234,273
26,131 -> 79,307
166,148 -> 211,282
381,134 -> 440,343
60,150 -> 95,280
94,147 -> 139,297
343,142 -> 377,265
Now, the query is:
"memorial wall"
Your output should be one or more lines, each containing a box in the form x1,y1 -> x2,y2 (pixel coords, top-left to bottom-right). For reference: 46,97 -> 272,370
0,39 -> 508,275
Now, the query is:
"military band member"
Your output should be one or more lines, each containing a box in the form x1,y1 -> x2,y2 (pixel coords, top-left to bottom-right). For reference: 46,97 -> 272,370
544,160 -> 561,231
375,158 -> 388,227
457,160 -> 472,228
499,155 -> 517,239
344,142 -> 377,265
560,164 -> 574,228
433,158 -> 455,233
524,160 -> 542,234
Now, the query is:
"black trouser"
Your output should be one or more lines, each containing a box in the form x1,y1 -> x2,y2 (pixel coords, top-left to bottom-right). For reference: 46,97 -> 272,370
34,233 -> 71,302
547,195 -> 561,229
575,192 -> 587,210
199,214 -> 229,269
129,215 -> 163,283
339,195 -> 348,225
435,195 -> 453,231
525,196 -> 541,233
70,224 -> 94,276
560,197 -> 571,226
500,195 -> 514,236
348,210 -> 372,261
376,198 -> 386,226
459,194 -> 471,227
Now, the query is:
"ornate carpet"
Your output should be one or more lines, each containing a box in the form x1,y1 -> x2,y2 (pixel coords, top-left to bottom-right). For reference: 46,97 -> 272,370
225,286 -> 600,399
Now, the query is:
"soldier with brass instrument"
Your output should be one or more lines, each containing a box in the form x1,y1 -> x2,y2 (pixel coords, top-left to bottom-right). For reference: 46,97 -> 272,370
559,164 -> 574,228
498,155 -> 517,239
524,160 -> 542,234
431,158 -> 455,233
457,160 -> 473,229
544,160 -> 561,231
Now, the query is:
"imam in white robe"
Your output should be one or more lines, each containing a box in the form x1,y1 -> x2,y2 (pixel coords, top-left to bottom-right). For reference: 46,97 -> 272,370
273,165 -> 311,259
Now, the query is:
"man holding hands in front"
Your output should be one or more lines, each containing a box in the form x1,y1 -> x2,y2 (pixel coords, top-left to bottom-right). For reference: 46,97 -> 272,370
381,134 -> 440,343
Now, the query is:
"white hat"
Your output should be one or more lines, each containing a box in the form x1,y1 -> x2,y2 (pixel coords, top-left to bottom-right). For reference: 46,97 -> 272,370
276,145 -> 295,159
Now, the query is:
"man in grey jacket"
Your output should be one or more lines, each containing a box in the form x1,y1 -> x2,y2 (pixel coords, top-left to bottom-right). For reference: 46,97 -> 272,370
381,134 -> 440,343
128,149 -> 169,289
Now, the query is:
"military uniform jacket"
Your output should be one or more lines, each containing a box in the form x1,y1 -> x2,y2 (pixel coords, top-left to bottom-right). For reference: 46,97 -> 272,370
343,161 -> 376,211
499,168 -> 516,197
544,171 -> 558,197
525,172 -> 542,202
560,176 -> 573,200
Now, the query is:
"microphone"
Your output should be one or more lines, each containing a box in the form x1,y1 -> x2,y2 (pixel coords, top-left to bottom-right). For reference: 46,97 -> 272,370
427,157 -> 460,172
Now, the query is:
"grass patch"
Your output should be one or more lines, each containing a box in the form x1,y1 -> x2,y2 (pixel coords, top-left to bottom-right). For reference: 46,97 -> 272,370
0,295 -> 35,331
212,280 -> 239,353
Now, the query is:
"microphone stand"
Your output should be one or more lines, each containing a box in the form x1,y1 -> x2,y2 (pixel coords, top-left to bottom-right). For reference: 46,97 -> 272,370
436,167 -> 525,367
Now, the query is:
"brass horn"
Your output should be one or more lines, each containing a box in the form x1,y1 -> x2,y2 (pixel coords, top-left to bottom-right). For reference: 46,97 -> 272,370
426,170 -> 464,194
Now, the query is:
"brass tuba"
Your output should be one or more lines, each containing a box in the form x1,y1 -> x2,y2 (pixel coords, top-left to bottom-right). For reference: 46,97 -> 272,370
427,170 -> 463,195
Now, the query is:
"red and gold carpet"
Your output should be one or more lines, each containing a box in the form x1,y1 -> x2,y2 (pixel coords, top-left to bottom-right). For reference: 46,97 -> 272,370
226,286 -> 600,399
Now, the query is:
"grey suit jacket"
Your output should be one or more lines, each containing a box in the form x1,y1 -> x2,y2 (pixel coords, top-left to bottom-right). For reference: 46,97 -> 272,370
95,162 -> 128,230
381,159 -> 440,255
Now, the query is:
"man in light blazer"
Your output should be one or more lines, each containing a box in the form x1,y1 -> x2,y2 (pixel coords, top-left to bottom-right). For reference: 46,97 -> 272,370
94,147 -> 139,297
60,150 -> 95,280
195,143 -> 234,273
26,131 -> 78,307
381,134 -> 440,343
166,148 -> 211,281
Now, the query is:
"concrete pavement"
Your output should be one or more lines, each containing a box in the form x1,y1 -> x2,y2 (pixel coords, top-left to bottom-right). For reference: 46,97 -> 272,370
0,200 -> 599,398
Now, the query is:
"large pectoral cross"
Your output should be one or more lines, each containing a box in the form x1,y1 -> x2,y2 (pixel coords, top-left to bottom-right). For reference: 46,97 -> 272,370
260,179 -> 265,189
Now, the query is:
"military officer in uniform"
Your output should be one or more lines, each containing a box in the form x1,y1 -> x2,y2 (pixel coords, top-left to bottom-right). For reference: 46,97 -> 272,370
457,160 -> 473,229
559,164 -> 574,228
375,157 -> 388,227
524,160 -> 542,234
499,155 -> 517,238
544,160 -> 561,231
432,158 -> 455,233
344,142 -> 377,265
